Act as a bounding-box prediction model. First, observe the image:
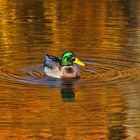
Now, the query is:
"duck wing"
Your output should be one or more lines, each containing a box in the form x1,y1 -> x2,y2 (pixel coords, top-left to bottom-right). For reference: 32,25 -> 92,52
44,55 -> 61,69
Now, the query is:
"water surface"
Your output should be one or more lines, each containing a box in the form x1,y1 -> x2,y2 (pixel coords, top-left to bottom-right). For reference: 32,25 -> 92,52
0,0 -> 140,139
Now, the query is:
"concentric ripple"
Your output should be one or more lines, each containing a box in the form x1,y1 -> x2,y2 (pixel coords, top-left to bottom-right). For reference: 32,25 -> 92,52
0,57 -> 140,89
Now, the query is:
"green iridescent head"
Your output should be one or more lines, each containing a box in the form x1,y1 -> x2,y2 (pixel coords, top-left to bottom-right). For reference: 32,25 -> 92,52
61,51 -> 85,66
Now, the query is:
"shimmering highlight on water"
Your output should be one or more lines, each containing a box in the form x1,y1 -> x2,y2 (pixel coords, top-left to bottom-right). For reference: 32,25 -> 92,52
0,0 -> 140,139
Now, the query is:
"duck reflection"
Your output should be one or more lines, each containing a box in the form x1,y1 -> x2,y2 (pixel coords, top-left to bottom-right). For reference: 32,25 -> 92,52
61,80 -> 75,102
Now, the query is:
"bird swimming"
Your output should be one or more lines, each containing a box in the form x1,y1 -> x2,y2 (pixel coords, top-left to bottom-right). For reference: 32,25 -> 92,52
44,51 -> 85,79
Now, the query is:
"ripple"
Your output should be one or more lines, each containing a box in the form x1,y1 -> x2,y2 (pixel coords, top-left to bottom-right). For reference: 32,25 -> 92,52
0,57 -> 140,88
0,65 -> 65,88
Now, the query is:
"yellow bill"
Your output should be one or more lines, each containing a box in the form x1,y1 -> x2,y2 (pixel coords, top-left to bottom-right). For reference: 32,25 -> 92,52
74,58 -> 85,66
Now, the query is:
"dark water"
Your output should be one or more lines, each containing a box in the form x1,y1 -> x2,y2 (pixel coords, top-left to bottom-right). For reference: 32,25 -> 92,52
0,0 -> 140,139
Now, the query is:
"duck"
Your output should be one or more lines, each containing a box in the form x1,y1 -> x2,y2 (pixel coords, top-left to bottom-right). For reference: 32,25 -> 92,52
44,51 -> 85,79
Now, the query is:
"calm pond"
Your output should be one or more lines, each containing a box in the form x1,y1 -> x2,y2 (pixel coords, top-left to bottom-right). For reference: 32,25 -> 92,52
0,0 -> 140,139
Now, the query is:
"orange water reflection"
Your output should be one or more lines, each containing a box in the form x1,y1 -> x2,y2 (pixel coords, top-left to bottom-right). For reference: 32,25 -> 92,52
0,0 -> 140,139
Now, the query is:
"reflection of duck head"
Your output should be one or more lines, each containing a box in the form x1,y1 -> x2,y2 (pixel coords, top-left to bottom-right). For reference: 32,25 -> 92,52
61,79 -> 75,102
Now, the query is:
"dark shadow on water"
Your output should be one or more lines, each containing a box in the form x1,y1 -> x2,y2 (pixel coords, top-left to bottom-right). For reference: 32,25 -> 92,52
61,80 -> 75,102
108,125 -> 127,140
44,77 -> 76,102
107,101 -> 128,140
61,87 -> 75,102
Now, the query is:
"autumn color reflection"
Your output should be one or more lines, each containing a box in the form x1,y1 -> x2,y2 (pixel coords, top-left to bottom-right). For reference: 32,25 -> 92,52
0,0 -> 140,139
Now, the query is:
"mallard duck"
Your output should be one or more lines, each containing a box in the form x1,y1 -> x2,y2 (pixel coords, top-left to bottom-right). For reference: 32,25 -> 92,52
44,51 -> 85,79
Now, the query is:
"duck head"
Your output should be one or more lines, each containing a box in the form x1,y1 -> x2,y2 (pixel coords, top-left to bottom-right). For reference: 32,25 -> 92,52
61,51 -> 85,67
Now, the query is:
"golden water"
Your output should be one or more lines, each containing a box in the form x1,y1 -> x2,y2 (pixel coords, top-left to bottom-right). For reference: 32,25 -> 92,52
0,0 -> 140,139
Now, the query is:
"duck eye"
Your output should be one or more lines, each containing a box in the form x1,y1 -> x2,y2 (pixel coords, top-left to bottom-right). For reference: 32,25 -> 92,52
72,58 -> 76,61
